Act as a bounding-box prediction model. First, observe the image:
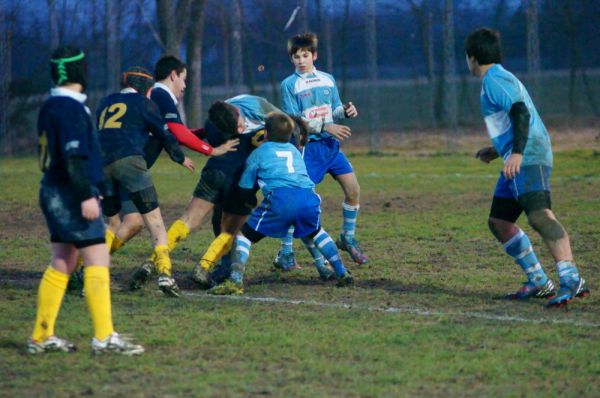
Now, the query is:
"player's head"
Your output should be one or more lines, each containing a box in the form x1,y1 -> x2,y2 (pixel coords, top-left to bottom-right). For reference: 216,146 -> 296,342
121,66 -> 155,97
154,55 -> 187,98
289,115 -> 308,148
208,100 -> 244,139
265,112 -> 294,143
288,33 -> 318,74
50,45 -> 87,90
465,28 -> 502,75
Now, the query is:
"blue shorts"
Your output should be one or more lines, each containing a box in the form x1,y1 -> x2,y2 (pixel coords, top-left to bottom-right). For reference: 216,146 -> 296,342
494,165 -> 552,199
39,184 -> 106,248
302,136 -> 353,184
247,187 -> 321,238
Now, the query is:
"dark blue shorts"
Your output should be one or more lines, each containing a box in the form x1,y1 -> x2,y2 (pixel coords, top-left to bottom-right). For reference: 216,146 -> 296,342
302,136 -> 353,184
39,184 -> 105,247
247,187 -> 321,238
494,165 -> 552,199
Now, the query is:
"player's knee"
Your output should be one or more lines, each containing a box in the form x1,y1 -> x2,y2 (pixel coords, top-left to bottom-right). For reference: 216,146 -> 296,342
344,183 -> 360,202
101,196 -> 121,218
527,210 -> 566,241
488,217 -> 517,242
129,187 -> 159,214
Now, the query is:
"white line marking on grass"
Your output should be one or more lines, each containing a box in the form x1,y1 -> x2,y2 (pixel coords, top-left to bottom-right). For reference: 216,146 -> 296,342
183,291 -> 600,328
363,172 -> 600,181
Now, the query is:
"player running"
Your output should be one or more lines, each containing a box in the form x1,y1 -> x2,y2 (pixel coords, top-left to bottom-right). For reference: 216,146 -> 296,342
466,27 -> 589,307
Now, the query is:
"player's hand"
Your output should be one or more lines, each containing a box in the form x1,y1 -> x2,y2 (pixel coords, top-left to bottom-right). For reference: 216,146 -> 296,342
325,123 -> 352,141
81,197 -> 100,220
475,146 -> 499,163
503,153 -> 523,179
344,102 -> 358,118
181,156 -> 195,172
212,138 -> 239,156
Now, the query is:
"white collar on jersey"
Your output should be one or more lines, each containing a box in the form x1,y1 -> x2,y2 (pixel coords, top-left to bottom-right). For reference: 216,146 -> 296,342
50,87 -> 87,103
296,67 -> 318,79
153,82 -> 178,105
120,87 -> 138,94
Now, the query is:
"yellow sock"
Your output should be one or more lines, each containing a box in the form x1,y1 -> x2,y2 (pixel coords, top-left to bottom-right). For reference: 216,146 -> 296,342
105,229 -> 116,254
154,245 -> 172,276
84,266 -> 114,341
200,233 -> 234,271
111,235 -> 125,254
167,219 -> 190,252
32,267 -> 69,342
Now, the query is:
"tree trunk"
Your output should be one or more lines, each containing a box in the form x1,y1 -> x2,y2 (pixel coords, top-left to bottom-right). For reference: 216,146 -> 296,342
340,0 -> 351,99
48,0 -> 59,49
156,0 -> 192,55
231,0 -> 245,92
364,0 -> 379,153
526,0 -> 540,99
261,0 -> 279,103
300,0 -> 309,33
185,0 -> 206,127
106,0 -> 120,93
0,2 -> 11,154
220,8 -> 231,92
442,0 -> 457,133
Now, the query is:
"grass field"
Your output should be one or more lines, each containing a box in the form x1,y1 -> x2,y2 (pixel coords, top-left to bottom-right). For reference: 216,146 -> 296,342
1,129 -> 599,397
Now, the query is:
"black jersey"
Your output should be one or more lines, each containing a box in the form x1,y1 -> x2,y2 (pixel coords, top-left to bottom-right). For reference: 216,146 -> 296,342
37,90 -> 104,187
143,86 -> 183,167
96,91 -> 184,166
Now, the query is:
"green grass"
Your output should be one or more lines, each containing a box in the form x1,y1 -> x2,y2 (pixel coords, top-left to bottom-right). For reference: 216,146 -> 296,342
1,141 -> 600,397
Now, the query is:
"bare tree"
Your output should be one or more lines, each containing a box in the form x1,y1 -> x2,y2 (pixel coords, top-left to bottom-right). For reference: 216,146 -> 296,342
321,2 -> 334,73
231,0 -> 245,92
364,0 -> 379,153
184,0 -> 206,127
299,0 -> 309,32
156,0 -> 192,55
220,6 -> 231,91
48,0 -> 59,49
106,0 -> 121,93
340,0 -> 351,99
261,0 -> 280,103
526,0 -> 540,99
442,0 -> 457,132
0,1 -> 12,154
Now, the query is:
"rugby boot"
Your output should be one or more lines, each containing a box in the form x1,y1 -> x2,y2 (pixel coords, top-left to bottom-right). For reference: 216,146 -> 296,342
336,234 -> 368,265
209,260 -> 232,287
129,260 -> 154,291
27,336 -> 77,354
92,332 -> 144,356
208,279 -> 244,295
191,264 -> 211,289
157,273 -> 180,297
273,251 -> 301,271
547,278 -> 589,308
336,271 -> 354,287
315,260 -> 335,281
506,279 -> 555,300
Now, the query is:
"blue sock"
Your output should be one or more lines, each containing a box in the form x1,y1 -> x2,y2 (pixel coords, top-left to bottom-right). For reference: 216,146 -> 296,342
209,252 -> 232,284
342,202 -> 359,242
555,260 -> 579,285
313,228 -> 347,277
503,229 -> 548,285
280,226 -> 295,255
231,234 -> 252,283
302,239 -> 326,268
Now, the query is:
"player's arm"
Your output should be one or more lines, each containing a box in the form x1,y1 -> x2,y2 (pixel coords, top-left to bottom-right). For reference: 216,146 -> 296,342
280,81 -> 321,134
238,153 -> 260,208
503,101 -> 530,179
166,121 -> 214,155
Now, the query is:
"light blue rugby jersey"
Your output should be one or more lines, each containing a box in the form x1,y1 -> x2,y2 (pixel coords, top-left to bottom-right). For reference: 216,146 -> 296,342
226,94 -> 281,133
280,68 -> 346,141
239,141 -> 315,195
481,64 -> 552,167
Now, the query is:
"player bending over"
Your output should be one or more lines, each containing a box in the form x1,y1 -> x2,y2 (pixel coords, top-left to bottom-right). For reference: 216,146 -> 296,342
28,46 -> 143,355
466,28 -> 589,307
210,112 -> 354,295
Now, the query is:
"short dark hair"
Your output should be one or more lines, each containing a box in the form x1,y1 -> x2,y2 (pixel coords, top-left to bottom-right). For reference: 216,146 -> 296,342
288,33 -> 318,56
465,27 -> 502,65
289,115 -> 308,148
121,66 -> 155,95
265,112 -> 294,143
208,101 -> 239,139
154,55 -> 187,81
50,45 -> 87,88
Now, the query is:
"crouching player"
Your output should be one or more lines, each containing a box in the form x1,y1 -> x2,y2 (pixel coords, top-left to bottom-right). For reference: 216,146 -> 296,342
466,28 -> 589,307
28,46 -> 143,354
210,112 -> 354,295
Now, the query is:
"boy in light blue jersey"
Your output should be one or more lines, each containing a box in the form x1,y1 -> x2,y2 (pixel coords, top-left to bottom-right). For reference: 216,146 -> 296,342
210,112 -> 354,295
276,32 -> 368,271
466,28 -> 589,307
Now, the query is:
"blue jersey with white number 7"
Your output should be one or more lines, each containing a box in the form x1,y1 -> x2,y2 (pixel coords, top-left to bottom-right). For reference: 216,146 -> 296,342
239,141 -> 314,196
